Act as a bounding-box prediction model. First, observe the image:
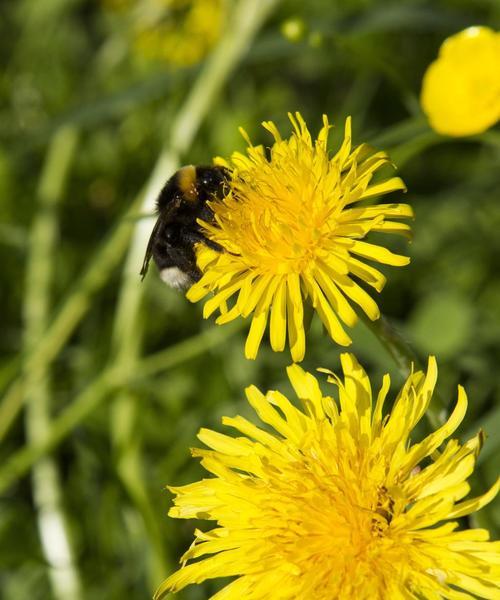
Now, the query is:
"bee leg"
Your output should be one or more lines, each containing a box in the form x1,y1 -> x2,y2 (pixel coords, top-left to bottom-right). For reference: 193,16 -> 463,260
180,229 -> 223,252
203,238 -> 223,252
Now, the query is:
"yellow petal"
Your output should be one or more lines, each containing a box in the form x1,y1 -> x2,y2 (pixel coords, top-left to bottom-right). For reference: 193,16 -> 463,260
303,275 -> 352,346
404,386 -> 468,469
340,353 -> 372,439
372,373 -> 391,436
245,309 -> 268,360
346,256 -> 387,292
360,177 -> 407,200
287,363 -> 326,421
269,276 -> 287,351
345,239 -> 411,266
339,203 -> 414,222
314,265 -> 358,327
245,385 -> 296,440
371,220 -> 413,239
448,478 -> 500,519
334,273 -> 380,321
447,572 -> 500,600
197,428 -> 253,456
240,273 -> 275,317
286,272 -> 306,362
203,275 -> 247,318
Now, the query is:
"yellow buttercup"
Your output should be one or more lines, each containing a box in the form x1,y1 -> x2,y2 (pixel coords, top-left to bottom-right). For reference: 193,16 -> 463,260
421,26 -> 500,136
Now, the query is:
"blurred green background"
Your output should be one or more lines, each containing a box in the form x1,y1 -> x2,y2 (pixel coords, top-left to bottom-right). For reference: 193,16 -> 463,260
1,0 -> 499,598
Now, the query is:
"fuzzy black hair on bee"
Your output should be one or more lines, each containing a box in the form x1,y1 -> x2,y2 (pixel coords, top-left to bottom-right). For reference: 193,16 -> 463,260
140,165 -> 229,290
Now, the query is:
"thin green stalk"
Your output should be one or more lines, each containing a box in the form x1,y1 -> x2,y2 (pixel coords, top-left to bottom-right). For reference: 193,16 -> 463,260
367,116 -> 428,148
360,313 -> 446,429
360,313 -> 418,377
363,123 -> 449,429
108,0 -> 281,590
133,321 -> 244,380
0,322 -> 242,496
23,126 -> 83,600
0,190 -> 144,441
389,131 -> 443,169
0,0 -> 280,441
478,130 -> 500,150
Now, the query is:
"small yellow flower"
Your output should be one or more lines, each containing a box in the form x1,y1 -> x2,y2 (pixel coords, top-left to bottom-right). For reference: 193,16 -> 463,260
187,113 -> 412,361
107,0 -> 227,67
157,355 -> 500,600
421,26 -> 500,136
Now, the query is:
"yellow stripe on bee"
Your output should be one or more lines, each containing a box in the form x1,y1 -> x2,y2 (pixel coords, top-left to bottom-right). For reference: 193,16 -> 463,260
177,165 -> 198,202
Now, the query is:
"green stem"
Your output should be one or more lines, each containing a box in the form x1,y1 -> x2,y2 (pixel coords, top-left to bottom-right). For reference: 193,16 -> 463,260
108,0 -> 281,590
367,116 -> 428,148
389,131 -> 443,169
361,313 -> 418,377
360,313 -> 446,429
23,126 -> 83,600
0,0 -> 282,444
134,321 -> 244,380
0,321 -> 243,496
364,122 -> 450,429
0,191 -> 144,441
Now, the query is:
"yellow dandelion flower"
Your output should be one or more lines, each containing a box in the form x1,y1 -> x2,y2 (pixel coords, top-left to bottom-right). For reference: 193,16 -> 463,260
157,355 -> 500,600
421,26 -> 500,136
187,114 -> 412,361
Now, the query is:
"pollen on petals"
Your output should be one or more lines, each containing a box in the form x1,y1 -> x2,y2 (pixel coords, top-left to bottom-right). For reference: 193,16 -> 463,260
157,355 -> 500,600
186,113 -> 413,361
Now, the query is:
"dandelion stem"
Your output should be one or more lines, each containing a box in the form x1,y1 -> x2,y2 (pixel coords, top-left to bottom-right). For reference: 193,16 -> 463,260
360,313 -> 446,428
23,126 -> 83,600
360,313 -> 418,377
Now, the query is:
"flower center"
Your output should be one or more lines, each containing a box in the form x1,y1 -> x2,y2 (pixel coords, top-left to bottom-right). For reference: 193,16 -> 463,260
209,156 -> 344,275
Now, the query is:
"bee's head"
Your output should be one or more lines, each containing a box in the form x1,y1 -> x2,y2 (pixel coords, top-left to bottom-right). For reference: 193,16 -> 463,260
195,166 -> 230,199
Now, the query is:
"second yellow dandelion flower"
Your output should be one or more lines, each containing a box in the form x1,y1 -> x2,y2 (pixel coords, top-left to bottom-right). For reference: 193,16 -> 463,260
157,355 -> 500,599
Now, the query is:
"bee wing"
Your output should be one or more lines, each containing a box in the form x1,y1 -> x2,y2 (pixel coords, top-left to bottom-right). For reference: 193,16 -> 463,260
140,216 -> 162,280
139,197 -> 183,280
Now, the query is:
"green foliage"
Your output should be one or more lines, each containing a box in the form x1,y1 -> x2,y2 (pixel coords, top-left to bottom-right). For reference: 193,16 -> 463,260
1,0 -> 499,598
408,291 -> 474,359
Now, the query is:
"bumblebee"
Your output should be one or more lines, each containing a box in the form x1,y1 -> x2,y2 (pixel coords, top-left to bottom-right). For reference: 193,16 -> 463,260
140,165 -> 229,289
